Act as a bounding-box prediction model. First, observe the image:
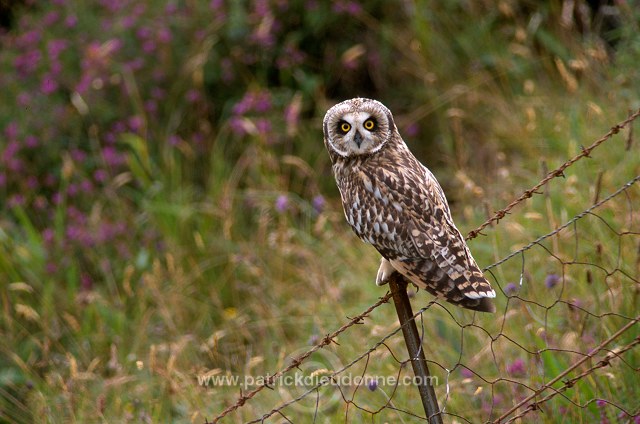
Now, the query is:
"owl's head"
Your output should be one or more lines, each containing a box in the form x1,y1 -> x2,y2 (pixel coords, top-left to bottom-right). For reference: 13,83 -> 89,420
323,98 -> 396,158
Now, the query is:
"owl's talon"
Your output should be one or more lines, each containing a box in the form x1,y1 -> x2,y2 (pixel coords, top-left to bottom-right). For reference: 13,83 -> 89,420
376,258 -> 395,286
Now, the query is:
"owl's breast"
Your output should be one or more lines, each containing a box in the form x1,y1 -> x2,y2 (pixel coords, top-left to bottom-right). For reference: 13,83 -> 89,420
335,159 -> 411,259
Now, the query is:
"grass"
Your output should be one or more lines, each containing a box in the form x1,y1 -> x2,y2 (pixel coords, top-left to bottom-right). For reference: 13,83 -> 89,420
1,1 -> 640,423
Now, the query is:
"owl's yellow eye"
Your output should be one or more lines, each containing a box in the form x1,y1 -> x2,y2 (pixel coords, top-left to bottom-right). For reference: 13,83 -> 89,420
340,122 -> 351,133
364,119 -> 376,130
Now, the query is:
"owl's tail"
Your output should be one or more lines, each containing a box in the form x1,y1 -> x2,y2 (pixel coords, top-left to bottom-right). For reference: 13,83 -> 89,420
390,258 -> 497,313
452,296 -> 496,313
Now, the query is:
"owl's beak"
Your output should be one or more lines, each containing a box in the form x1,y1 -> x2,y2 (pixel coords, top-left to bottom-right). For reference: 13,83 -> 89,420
353,131 -> 363,147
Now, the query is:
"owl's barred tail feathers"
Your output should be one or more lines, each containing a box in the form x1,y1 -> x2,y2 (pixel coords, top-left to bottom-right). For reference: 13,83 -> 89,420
386,257 -> 496,313
451,294 -> 495,313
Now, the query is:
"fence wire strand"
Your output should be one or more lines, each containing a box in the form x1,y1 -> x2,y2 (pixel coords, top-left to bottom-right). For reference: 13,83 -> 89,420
209,110 -> 640,423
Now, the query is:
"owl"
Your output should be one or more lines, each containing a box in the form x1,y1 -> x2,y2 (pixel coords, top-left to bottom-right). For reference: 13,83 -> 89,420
323,98 -> 496,312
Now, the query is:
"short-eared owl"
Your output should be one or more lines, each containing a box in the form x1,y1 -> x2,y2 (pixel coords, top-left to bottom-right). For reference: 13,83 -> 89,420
323,98 -> 496,312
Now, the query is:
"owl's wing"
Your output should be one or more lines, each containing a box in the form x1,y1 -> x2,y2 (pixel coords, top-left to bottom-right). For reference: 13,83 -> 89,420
364,163 -> 496,303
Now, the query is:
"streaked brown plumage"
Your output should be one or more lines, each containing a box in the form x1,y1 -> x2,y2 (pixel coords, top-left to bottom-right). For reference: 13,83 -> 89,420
323,98 -> 496,312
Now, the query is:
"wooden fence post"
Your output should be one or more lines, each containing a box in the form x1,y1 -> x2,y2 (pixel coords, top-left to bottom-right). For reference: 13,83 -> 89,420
389,273 -> 443,424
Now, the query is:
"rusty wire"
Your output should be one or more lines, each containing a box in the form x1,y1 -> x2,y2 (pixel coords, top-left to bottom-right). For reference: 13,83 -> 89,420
224,173 -> 640,423
209,110 -> 640,423
211,293 -> 393,422
466,107 -> 640,240
500,324 -> 640,424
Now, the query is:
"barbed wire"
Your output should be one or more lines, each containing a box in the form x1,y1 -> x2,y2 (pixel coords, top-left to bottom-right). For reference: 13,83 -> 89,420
500,321 -> 640,423
244,300 -> 441,423
210,292 -> 393,421
465,107 -> 640,240
209,110 -> 640,423
484,174 -> 640,272
223,174 -> 639,423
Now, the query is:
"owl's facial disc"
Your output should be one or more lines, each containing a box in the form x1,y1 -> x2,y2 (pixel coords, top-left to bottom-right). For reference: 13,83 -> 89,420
335,112 -> 383,156
323,98 -> 395,159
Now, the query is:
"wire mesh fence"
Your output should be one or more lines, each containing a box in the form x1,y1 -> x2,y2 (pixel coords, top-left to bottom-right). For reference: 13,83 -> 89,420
207,110 -> 640,423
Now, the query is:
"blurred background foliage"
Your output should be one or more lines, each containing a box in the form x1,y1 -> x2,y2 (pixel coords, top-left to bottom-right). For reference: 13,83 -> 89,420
0,0 -> 639,422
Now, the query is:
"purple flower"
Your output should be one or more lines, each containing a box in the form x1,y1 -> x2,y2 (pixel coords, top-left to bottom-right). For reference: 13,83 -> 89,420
50,61 -> 62,76
405,123 -> 419,137
52,192 -> 63,205
504,282 -> 518,294
8,195 -> 25,208
168,135 -> 180,146
121,15 -> 136,29
460,367 -> 473,378
544,274 -> 561,288
94,169 -> 108,183
75,73 -> 92,94
568,298 -> 583,310
4,122 -> 18,140
254,92 -> 272,113
15,50 -> 41,77
102,146 -> 124,167
142,40 -> 156,54
81,273 -> 93,291
312,195 -> 325,213
233,94 -> 254,115
332,1 -> 363,16
506,358 -> 526,376
3,140 -> 20,163
137,26 -> 153,40
186,89 -> 201,103
221,58 -> 234,83
18,30 -> 40,47
39,174 -> 53,189
129,115 -> 144,132
157,28 -> 172,44
596,399 -> 606,408
367,379 -> 378,391
492,394 -> 504,406
41,74 -> 59,95
255,118 -> 272,135
275,195 -> 288,213
284,97 -> 301,128
112,121 -> 127,133
165,3 -> 178,14
229,116 -> 247,135
70,149 -> 87,162
43,11 -> 60,26
42,228 -> 55,244
46,262 -> 58,274
145,100 -> 158,113
132,3 -> 146,15
124,58 -> 144,72
80,179 -> 93,192
65,15 -> 78,28
151,87 -> 166,99
17,92 -> 31,106
277,44 -> 306,69
47,39 -> 68,60
26,176 -> 39,190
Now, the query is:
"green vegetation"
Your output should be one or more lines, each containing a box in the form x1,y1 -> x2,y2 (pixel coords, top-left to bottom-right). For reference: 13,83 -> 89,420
0,1 -> 638,422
